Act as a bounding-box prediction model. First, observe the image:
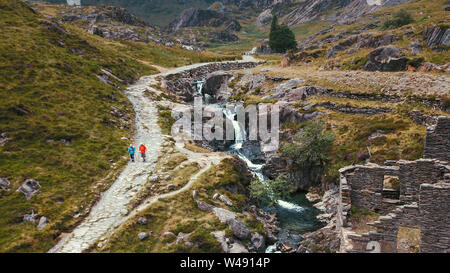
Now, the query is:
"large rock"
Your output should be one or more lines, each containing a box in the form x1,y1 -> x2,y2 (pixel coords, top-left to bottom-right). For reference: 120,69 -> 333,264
236,73 -> 266,93
37,216 -> 48,230
248,232 -> 265,252
138,232 -> 149,241
203,71 -> 233,101
18,179 -> 40,200
211,230 -> 249,253
0,133 -> 8,146
363,46 -> 409,72
218,195 -> 233,206
0,178 -> 10,190
226,218 -> 251,240
196,200 -> 215,212
213,207 -> 236,223
424,25 -> 450,48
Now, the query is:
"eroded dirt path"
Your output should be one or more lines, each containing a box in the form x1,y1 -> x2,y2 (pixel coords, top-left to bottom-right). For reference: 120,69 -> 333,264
49,58 -> 252,253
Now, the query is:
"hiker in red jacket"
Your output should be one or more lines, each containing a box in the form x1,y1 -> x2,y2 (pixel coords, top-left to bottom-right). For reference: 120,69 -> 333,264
139,144 -> 147,162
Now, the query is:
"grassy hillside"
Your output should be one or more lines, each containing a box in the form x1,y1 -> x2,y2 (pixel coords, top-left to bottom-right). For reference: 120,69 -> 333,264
0,0 -> 235,253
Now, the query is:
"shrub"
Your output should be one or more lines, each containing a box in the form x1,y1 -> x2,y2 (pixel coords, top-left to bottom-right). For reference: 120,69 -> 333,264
281,119 -> 336,168
249,173 -> 295,204
382,9 -> 414,29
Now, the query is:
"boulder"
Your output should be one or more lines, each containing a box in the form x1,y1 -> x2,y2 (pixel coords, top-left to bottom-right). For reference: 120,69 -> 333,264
0,177 -> 10,190
167,184 -> 175,191
192,190 -> 198,199
218,195 -> 233,206
23,211 -> 37,223
137,217 -> 148,225
424,25 -> 450,48
37,216 -> 48,230
0,133 -> 8,146
196,200 -> 215,212
203,71 -> 233,101
248,232 -> 265,252
213,193 -> 220,199
138,232 -> 149,241
226,218 -> 251,240
148,175 -> 159,182
211,230 -> 249,253
363,46 -> 409,72
18,179 -> 41,200
213,207 -> 236,223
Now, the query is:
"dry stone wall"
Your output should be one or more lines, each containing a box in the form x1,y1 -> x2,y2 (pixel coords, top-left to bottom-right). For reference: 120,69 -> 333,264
163,62 -> 259,101
338,115 -> 450,253
424,116 -> 450,162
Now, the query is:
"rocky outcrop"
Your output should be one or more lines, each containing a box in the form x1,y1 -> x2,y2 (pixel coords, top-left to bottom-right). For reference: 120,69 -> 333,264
203,71 -> 233,101
170,8 -> 241,32
423,25 -> 450,48
283,0 -> 414,26
255,9 -> 273,26
0,178 -> 10,190
363,46 -> 409,72
326,33 -> 399,59
18,179 -> 40,200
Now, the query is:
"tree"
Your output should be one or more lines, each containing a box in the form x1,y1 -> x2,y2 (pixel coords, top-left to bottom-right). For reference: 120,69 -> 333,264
281,119 -> 335,169
250,174 -> 295,205
269,16 -> 297,53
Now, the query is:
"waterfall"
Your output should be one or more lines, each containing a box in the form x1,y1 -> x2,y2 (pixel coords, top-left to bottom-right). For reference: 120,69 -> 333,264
196,79 -> 323,253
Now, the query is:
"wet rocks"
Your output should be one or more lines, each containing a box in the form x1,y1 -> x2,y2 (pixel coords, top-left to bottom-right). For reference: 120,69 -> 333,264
0,178 -> 10,190
248,232 -> 265,252
37,216 -> 49,230
18,179 -> 40,200
363,46 -> 409,72
203,71 -> 233,101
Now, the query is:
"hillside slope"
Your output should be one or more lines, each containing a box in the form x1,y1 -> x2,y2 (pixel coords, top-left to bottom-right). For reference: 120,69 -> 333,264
0,0 -> 235,252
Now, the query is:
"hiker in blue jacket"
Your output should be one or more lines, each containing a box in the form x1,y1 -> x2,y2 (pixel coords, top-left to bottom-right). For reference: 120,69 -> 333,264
128,144 -> 136,162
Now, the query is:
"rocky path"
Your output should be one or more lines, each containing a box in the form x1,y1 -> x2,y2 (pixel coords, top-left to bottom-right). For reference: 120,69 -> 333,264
49,74 -> 164,253
49,57 -> 253,253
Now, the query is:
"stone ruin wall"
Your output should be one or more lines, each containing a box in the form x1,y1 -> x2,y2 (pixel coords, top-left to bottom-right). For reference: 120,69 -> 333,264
337,116 -> 450,253
424,116 -> 450,162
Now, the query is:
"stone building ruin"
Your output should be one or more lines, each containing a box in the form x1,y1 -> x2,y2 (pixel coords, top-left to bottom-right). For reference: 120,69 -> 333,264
337,116 -> 450,253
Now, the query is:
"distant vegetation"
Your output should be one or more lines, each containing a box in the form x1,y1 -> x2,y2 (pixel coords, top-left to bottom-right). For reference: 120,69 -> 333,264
382,9 -> 414,29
